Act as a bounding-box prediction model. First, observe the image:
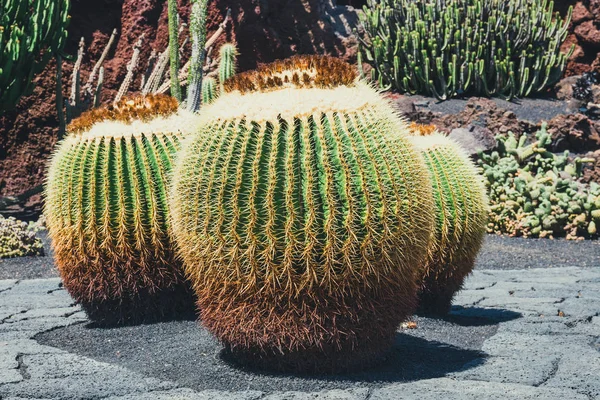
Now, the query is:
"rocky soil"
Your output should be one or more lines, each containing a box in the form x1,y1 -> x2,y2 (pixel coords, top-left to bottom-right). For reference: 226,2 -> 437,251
2,0 -> 600,218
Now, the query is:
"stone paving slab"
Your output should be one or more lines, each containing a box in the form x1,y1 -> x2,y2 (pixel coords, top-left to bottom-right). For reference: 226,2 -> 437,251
0,267 -> 598,399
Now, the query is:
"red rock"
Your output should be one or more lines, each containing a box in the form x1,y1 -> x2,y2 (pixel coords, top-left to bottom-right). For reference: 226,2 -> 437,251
0,0 -> 358,203
547,113 -> 600,153
561,33 -> 585,61
589,0 -> 600,20
574,20 -> 600,46
572,1 -> 593,24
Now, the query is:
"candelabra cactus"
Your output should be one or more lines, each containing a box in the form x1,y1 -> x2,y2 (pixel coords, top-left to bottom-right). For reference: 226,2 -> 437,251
1,0 -> 70,110
359,0 -> 573,100
170,56 -> 434,372
479,125 -> 600,239
45,94 -> 198,325
408,131 -> 488,315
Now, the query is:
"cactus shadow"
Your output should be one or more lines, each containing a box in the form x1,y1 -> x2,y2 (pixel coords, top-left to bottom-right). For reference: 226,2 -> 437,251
441,306 -> 522,326
219,333 -> 487,383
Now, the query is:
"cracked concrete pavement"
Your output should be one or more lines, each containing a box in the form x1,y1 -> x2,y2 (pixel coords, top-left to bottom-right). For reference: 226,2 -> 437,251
0,245 -> 599,399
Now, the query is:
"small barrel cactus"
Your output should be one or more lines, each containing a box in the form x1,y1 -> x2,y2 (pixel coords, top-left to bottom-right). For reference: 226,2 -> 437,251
45,94 -> 197,325
408,131 -> 488,315
170,56 -> 434,372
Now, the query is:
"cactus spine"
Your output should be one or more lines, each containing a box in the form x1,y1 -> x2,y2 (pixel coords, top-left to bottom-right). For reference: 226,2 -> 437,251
359,0 -> 573,100
409,132 -> 489,314
170,56 -> 434,372
1,0 -> 70,110
45,95 -> 197,325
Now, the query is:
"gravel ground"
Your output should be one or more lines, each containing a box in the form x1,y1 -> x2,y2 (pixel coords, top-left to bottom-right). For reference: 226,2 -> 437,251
1,266 -> 598,399
0,233 -> 599,399
409,95 -> 569,123
35,314 -> 497,393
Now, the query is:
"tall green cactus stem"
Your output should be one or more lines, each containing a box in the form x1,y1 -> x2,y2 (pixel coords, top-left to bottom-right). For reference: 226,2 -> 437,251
201,76 -> 217,104
170,56 -> 434,373
186,0 -> 208,112
1,0 -> 70,110
45,95 -> 198,325
218,43 -> 237,88
168,0 -> 182,102
409,133 -> 488,315
359,0 -> 573,100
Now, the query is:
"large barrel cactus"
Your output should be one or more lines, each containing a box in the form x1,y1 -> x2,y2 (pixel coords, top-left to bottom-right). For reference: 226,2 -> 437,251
408,131 -> 488,315
170,56 -> 434,372
45,94 -> 197,325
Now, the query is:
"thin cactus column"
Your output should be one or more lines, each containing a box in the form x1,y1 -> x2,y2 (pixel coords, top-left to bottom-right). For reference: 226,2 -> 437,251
168,0 -> 182,101
187,0 -> 209,112
1,0 -> 70,110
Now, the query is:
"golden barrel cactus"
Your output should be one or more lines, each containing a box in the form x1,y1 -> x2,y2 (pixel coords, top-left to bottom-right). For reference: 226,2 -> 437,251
170,56 -> 434,372
408,131 -> 489,315
45,95 -> 197,325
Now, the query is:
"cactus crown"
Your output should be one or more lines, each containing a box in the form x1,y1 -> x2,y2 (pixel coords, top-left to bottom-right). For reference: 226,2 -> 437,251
223,55 -> 357,94
409,122 -> 438,136
67,94 -> 179,135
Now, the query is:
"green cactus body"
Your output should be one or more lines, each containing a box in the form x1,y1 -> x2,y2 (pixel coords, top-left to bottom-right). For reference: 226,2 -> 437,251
45,96 -> 197,325
409,133 -> 489,315
170,56 -> 434,373
1,0 -> 70,110
201,76 -> 218,105
218,43 -> 237,86
359,0 -> 572,100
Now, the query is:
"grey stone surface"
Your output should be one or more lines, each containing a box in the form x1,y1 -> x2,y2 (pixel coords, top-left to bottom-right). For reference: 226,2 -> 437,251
0,266 -> 599,399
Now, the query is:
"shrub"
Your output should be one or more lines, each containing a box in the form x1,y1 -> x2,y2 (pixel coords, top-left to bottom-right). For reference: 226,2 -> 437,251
478,125 -> 600,239
170,56 -> 434,372
45,94 -> 197,325
359,0 -> 573,100
0,215 -> 44,259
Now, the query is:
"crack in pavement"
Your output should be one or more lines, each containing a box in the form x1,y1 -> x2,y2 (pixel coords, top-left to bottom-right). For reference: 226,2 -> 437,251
15,353 -> 31,380
0,280 -> 20,295
534,357 -> 560,387
1,309 -> 28,324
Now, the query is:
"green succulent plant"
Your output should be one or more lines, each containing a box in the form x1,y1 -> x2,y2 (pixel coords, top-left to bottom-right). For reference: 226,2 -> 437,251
409,132 -> 488,315
1,0 -> 70,110
45,95 -> 198,325
170,56 -> 434,373
0,215 -> 44,259
201,43 -> 238,105
478,125 -> 600,239
359,0 -> 573,100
